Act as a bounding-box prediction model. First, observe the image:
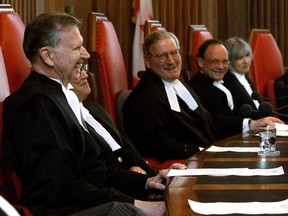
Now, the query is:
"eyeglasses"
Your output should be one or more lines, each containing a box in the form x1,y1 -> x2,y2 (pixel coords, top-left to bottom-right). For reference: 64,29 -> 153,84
151,49 -> 180,62
74,64 -> 88,79
203,57 -> 230,66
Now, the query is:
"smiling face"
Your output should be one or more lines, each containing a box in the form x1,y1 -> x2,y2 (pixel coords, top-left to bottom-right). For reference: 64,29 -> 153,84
47,25 -> 90,86
197,44 -> 229,81
145,38 -> 182,82
70,68 -> 91,102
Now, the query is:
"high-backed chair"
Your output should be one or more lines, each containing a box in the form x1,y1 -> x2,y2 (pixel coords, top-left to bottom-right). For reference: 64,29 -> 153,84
144,20 -> 166,39
187,24 -> 213,78
248,29 -> 285,109
0,46 -> 10,200
0,4 -> 14,12
0,9 -> 30,94
0,8 -> 33,215
87,12 -> 128,127
0,47 -> 33,215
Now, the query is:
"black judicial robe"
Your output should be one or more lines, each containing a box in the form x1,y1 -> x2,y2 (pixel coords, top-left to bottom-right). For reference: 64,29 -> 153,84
123,70 -> 243,161
2,72 -> 150,216
187,72 -> 234,116
223,71 -> 262,119
82,99 -> 156,176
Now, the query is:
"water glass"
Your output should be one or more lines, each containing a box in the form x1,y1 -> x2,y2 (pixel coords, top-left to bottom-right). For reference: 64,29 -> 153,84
258,126 -> 279,156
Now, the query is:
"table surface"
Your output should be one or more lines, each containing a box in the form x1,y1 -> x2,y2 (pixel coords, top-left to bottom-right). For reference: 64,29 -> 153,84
165,133 -> 288,216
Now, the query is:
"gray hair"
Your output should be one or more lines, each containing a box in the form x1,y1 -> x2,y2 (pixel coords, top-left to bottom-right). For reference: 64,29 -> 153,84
142,30 -> 180,58
224,36 -> 253,70
23,12 -> 81,62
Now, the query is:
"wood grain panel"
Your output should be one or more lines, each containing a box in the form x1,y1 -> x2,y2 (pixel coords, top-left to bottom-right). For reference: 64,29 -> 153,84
1,0 -> 288,87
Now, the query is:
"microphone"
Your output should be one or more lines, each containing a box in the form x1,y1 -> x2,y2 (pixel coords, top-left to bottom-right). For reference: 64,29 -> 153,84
251,90 -> 288,101
275,80 -> 285,89
240,102 -> 273,117
240,102 -> 288,118
240,104 -> 253,117
258,102 -> 273,116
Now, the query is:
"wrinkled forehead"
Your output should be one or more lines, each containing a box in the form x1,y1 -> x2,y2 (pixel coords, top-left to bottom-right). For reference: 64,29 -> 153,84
205,44 -> 228,59
150,38 -> 178,53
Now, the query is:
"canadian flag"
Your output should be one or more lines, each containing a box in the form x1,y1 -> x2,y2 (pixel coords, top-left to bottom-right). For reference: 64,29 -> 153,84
132,0 -> 153,88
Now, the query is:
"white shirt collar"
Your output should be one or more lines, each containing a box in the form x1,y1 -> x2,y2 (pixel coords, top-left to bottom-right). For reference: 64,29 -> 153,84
162,79 -> 198,112
213,80 -> 234,110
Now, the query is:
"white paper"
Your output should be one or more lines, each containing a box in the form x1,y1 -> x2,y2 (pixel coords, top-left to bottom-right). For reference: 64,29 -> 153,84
274,123 -> 288,131
0,195 -> 21,216
276,131 -> 288,137
274,123 -> 288,136
206,145 -> 259,152
188,198 -> 288,215
167,166 -> 284,177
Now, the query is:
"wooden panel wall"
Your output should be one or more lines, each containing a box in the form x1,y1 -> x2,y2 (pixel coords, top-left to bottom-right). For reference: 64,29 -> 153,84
0,0 -> 37,24
0,0 -> 92,48
1,0 -> 288,87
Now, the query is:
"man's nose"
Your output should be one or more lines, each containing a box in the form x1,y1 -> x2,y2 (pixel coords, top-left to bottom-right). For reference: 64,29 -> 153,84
81,46 -> 90,59
166,53 -> 176,63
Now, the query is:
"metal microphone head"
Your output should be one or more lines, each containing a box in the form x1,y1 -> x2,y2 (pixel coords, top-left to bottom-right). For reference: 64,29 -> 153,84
275,81 -> 285,89
258,102 -> 273,117
240,104 -> 252,116
251,91 -> 260,100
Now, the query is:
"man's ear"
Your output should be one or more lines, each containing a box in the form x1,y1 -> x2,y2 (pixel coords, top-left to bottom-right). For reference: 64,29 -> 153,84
39,47 -> 54,66
144,57 -> 151,68
196,57 -> 204,68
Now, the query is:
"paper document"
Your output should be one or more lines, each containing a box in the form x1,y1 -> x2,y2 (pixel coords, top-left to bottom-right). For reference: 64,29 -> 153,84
274,123 -> 288,131
274,123 -> 288,136
206,145 -> 259,152
167,166 -> 284,177
188,198 -> 288,215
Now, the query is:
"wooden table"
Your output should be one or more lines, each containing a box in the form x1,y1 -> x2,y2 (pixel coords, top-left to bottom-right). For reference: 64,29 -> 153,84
165,133 -> 288,216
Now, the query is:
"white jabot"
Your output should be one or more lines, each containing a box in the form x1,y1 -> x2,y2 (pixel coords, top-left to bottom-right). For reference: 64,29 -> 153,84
213,80 -> 234,110
162,79 -> 198,112
80,103 -> 121,151
231,71 -> 260,108
62,83 -> 88,131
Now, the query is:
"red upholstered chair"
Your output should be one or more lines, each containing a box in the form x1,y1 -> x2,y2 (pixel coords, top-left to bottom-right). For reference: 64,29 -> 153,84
0,48 -> 33,215
0,46 -> 11,201
144,20 -> 166,39
0,7 -> 33,215
248,29 -> 285,109
187,25 -> 213,78
87,12 -> 128,127
0,8 -> 30,94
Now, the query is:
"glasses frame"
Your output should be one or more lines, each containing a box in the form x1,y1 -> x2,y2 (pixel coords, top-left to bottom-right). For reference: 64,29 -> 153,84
150,48 -> 180,63
203,57 -> 230,66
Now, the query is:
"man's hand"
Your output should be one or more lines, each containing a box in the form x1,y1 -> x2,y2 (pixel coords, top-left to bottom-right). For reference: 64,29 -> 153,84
251,116 -> 284,131
129,166 -> 147,174
145,163 -> 187,190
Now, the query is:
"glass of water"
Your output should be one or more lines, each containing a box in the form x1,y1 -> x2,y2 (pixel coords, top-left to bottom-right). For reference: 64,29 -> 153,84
258,126 -> 279,156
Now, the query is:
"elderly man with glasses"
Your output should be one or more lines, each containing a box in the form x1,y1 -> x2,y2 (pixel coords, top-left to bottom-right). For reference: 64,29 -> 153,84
122,31 -> 282,163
